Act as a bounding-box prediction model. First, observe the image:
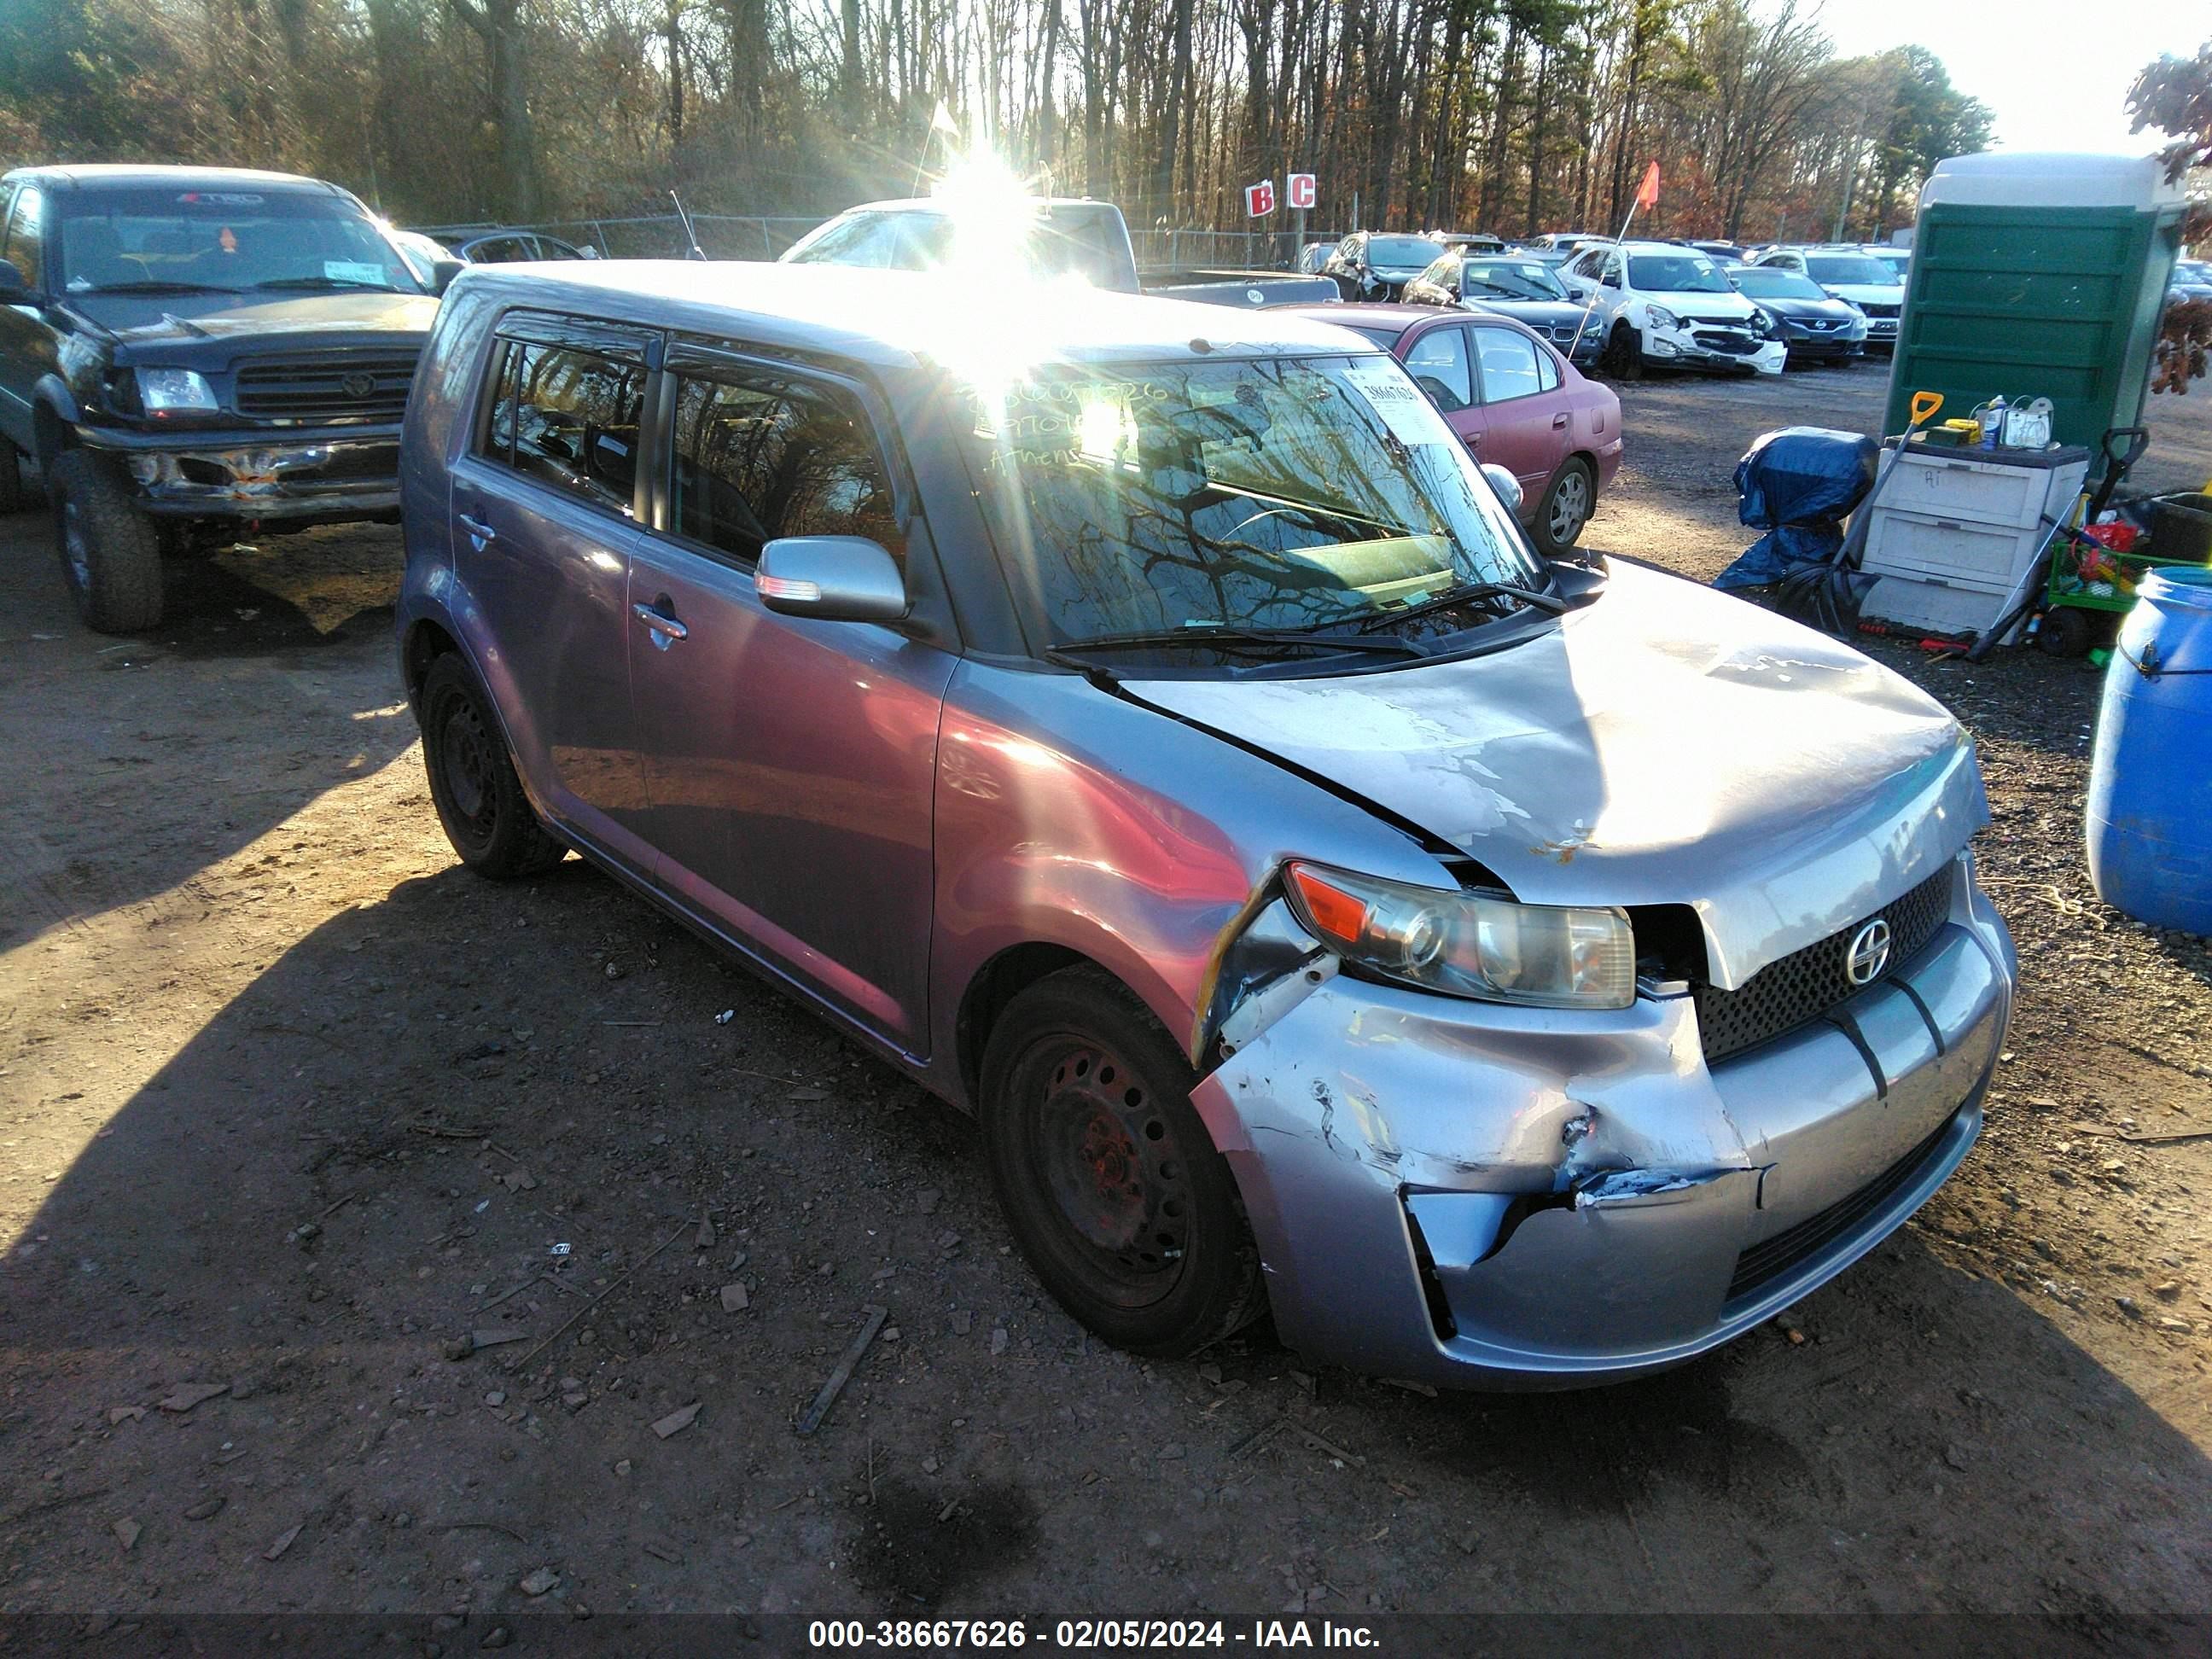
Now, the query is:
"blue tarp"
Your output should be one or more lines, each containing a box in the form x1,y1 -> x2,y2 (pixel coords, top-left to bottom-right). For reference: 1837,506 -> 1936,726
1717,427 -> 1879,591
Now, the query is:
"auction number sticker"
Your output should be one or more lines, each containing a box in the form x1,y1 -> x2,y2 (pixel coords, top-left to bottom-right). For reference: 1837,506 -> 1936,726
1339,361 -> 1452,447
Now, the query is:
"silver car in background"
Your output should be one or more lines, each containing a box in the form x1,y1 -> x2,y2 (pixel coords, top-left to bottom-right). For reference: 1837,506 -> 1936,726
396,262 -> 2016,1388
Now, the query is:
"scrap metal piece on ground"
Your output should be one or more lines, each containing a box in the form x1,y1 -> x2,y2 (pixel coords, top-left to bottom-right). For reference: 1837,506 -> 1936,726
795,1305 -> 888,1437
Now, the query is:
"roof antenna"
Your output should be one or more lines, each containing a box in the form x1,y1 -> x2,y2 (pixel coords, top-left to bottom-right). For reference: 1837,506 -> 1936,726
668,189 -> 707,260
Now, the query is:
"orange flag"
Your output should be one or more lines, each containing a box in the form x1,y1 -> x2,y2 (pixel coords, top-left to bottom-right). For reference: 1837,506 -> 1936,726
1634,160 -> 1661,212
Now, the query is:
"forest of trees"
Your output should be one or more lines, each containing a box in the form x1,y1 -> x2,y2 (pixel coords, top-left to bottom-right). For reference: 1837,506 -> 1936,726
2,0 -> 1994,245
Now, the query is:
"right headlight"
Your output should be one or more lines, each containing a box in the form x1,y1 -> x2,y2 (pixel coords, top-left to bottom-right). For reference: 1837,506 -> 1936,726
1284,861 -> 1636,1010
136,366 -> 218,416
1644,304 -> 1679,329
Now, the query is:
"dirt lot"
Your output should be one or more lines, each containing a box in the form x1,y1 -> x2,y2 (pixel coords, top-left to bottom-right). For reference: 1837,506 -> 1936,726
3,361 -> 2211,1644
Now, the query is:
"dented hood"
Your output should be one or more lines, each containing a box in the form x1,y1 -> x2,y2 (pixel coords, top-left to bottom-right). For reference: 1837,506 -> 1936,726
1127,562 -> 1986,987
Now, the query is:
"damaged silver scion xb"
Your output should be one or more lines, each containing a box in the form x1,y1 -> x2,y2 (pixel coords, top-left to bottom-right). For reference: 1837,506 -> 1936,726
397,261 -> 2016,1388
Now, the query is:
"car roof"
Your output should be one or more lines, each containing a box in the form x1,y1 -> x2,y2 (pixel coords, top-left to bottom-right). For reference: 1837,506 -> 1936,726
1611,239 -> 1708,255
835,195 -> 1117,216
1273,303 -> 1546,342
453,261 -> 1388,370
4,164 -> 344,195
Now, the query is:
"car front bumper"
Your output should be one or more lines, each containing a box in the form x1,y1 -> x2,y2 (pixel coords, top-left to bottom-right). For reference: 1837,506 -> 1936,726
79,422 -> 403,520
1643,328 -> 1789,375
1782,333 -> 1866,359
1190,858 -> 2015,1388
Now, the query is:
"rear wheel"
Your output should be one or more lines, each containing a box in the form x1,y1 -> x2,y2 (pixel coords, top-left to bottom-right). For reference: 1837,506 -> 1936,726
51,449 -> 163,633
981,967 -> 1263,1358
418,654 -> 568,878
1533,457 -> 1596,555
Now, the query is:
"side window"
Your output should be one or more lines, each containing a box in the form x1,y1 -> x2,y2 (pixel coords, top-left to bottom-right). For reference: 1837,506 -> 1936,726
3,185 -> 44,289
667,363 -> 901,566
1601,256 -> 1622,288
480,337 -> 645,514
1401,327 -> 1472,413
1471,329 -> 1544,404
1535,343 -> 1562,393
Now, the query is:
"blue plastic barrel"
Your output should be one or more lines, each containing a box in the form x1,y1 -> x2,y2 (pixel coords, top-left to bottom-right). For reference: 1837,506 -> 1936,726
2087,567 -> 2212,934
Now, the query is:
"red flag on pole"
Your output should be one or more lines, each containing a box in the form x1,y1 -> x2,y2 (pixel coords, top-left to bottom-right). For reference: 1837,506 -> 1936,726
1634,160 -> 1661,212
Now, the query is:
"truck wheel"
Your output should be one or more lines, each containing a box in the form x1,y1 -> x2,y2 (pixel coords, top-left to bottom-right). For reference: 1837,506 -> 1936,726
50,450 -> 163,633
980,966 -> 1264,1359
1604,322 -> 1643,381
417,653 -> 569,878
1534,457 -> 1596,555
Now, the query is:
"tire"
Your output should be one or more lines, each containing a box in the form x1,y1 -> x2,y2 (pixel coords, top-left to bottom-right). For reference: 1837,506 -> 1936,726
1603,321 -> 1643,381
417,653 -> 569,878
1532,457 -> 1596,556
980,966 -> 1264,1358
2038,606 -> 2094,659
50,449 -> 164,633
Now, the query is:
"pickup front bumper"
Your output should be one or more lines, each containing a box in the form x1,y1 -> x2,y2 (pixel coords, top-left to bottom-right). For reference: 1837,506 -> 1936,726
1190,856 -> 2015,1388
79,422 -> 403,521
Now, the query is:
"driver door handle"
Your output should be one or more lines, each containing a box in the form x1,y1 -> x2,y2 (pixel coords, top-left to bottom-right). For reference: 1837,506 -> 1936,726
633,602 -> 688,642
457,513 -> 495,543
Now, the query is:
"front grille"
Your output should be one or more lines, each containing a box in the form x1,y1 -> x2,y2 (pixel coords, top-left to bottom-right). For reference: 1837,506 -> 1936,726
1726,1108 -> 1961,1303
234,352 -> 418,422
1856,301 -> 1900,318
1694,866 -> 1953,1065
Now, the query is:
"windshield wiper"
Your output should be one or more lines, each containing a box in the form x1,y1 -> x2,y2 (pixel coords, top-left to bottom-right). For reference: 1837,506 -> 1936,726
249,276 -> 404,293
73,281 -> 244,295
1050,625 -> 1427,664
1358,579 -> 1566,631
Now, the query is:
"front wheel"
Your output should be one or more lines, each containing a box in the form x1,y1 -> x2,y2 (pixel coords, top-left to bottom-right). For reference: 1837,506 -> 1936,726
981,968 -> 1263,1358
1532,457 -> 1596,555
1602,322 -> 1643,381
417,654 -> 568,878
51,450 -> 163,633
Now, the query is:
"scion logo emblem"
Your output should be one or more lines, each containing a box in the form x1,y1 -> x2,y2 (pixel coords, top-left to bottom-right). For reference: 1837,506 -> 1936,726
1845,918 -> 1893,987
341,371 -> 375,399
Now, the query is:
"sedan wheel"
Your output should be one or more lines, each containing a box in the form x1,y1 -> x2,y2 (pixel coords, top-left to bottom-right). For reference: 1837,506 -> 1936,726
1533,457 -> 1597,556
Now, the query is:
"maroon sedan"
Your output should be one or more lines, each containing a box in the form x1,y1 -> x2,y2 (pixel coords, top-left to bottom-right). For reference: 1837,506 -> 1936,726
1280,304 -> 1622,553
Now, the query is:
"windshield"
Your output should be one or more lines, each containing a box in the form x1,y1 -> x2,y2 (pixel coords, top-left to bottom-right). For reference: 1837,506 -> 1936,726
1460,259 -> 1568,301
955,354 -> 1546,661
1733,266 -> 1826,300
1804,254 -> 1896,287
1626,254 -> 1731,294
1369,236 -> 1445,266
53,187 -> 423,294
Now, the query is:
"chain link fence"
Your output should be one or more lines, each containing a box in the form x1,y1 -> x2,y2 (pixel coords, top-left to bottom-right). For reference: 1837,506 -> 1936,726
412,213 -> 1344,271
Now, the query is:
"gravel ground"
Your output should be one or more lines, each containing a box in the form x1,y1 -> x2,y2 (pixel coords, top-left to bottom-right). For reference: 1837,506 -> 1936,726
3,360 -> 2210,1643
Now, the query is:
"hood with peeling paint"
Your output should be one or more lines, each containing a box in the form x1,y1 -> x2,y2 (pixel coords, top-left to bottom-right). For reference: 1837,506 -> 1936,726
1126,561 -> 1985,987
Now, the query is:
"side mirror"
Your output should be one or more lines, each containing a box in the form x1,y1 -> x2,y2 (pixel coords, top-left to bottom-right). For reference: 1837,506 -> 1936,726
756,535 -> 907,623
1481,463 -> 1523,517
0,261 -> 26,299
428,258 -> 466,295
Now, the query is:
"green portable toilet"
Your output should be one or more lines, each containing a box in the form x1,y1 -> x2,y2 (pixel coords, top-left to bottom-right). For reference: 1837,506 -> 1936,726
1884,152 -> 2186,480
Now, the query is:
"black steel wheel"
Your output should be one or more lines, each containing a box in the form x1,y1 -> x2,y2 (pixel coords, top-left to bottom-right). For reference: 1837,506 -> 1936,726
418,654 -> 568,878
981,967 -> 1263,1357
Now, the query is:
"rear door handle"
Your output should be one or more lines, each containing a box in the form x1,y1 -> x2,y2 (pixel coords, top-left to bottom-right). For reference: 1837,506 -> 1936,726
1552,412 -> 1570,428
633,602 -> 689,643
457,512 -> 495,544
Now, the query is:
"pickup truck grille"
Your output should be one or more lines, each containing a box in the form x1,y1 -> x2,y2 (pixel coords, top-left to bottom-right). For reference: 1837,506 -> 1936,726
1694,866 -> 1953,1065
233,353 -> 418,422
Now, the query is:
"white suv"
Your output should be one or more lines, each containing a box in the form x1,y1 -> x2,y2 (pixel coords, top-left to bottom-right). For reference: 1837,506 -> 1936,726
1558,240 -> 1786,378
1754,247 -> 1906,354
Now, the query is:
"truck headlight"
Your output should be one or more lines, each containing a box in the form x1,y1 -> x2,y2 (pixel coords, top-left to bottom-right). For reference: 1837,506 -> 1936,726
1644,305 -> 1679,329
1284,862 -> 1636,1010
136,367 -> 218,416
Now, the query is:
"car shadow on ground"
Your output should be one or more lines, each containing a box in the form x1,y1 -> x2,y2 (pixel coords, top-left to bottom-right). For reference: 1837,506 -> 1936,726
0,514 -> 416,945
4,859 -> 2210,1618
